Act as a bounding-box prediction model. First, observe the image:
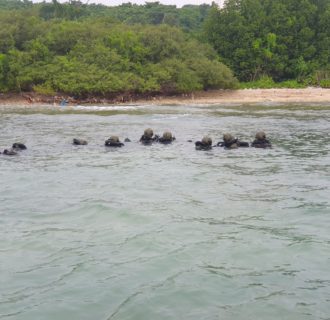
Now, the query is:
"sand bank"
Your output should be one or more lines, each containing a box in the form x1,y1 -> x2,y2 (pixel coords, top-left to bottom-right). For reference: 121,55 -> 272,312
0,88 -> 330,107
141,88 -> 330,105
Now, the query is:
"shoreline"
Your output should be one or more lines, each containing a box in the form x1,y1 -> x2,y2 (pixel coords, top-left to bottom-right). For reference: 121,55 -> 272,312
1,88 -> 330,107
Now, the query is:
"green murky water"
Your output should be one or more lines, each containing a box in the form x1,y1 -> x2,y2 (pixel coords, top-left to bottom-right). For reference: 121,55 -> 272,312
1,103 -> 329,320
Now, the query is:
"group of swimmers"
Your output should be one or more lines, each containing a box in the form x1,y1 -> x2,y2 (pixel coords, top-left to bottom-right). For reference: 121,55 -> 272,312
195,131 -> 271,150
1,129 -> 271,156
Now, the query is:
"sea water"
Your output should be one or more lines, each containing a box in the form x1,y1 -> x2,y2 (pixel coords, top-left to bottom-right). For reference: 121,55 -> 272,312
0,104 -> 329,320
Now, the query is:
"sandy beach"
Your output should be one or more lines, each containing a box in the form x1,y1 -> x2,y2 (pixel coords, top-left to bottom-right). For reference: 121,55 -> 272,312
1,88 -> 330,106
142,88 -> 330,105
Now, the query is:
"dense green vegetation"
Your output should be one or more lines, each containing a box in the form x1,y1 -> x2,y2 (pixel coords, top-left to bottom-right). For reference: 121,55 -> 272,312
0,0 -> 237,97
204,0 -> 330,85
0,0 -> 329,97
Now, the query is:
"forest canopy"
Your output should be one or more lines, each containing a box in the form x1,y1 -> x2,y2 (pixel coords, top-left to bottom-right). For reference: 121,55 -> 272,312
204,0 -> 330,84
0,0 -> 329,98
0,1 -> 237,97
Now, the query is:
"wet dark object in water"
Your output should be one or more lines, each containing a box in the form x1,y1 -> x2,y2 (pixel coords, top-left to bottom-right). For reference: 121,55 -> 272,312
251,131 -> 272,148
73,138 -> 88,145
3,149 -> 18,156
195,136 -> 212,150
140,128 -> 159,145
12,143 -> 27,150
238,141 -> 249,147
158,131 -> 176,144
124,138 -> 131,142
105,136 -> 124,147
217,133 -> 249,149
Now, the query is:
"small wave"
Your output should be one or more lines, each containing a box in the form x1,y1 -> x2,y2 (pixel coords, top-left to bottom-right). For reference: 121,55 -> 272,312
72,105 -> 138,111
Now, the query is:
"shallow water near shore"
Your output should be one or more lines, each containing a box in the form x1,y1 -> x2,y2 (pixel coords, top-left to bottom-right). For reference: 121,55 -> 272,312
1,103 -> 330,320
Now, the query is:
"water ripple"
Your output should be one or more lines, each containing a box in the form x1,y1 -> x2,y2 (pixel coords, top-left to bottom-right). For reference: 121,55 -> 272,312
1,104 -> 330,320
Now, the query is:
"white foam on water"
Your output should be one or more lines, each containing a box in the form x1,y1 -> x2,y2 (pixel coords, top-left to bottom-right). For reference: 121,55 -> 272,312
72,105 -> 139,111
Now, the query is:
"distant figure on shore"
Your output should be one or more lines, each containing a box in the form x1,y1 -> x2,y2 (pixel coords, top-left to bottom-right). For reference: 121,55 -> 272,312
216,133 -> 249,149
251,131 -> 272,148
12,143 -> 27,150
105,136 -> 124,147
73,138 -> 88,145
158,131 -> 176,144
60,99 -> 68,107
140,128 -> 159,145
195,136 -> 212,150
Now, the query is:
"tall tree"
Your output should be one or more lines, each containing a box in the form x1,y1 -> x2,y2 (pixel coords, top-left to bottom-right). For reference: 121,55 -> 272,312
204,0 -> 329,81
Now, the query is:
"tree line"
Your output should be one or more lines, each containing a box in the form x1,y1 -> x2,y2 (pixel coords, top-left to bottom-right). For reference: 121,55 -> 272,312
0,0 -> 211,33
204,0 -> 330,86
0,0 -> 329,98
0,1 -> 236,98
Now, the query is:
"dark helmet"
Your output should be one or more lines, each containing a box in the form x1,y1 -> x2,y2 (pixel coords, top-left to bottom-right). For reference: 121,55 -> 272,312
109,136 -> 120,143
202,136 -> 212,145
162,131 -> 173,140
144,128 -> 153,138
255,131 -> 266,140
223,133 -> 234,142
